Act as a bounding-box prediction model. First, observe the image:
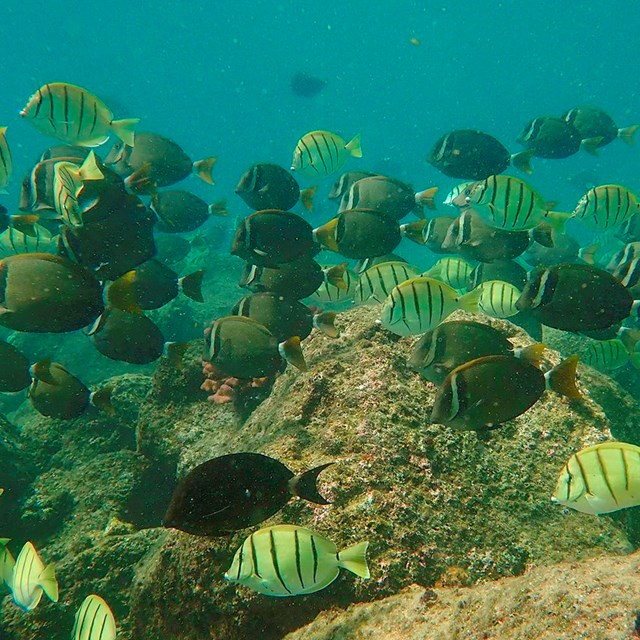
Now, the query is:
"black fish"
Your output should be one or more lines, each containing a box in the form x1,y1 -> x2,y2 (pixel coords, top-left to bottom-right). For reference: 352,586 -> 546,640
163,453 -> 333,535
290,72 -> 327,98
235,163 -> 300,211
517,116 -> 600,159
563,106 -> 638,148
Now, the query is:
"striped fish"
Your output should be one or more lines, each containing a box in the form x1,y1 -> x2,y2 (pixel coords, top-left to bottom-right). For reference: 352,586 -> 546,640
0,539 -> 14,589
52,151 -> 104,226
583,338 -> 631,371
224,524 -> 369,596
572,185 -> 640,231
309,266 -> 357,306
0,127 -> 12,193
453,175 -> 558,232
20,82 -> 139,147
478,280 -> 522,318
443,182 -> 472,207
424,257 -> 475,291
71,594 -> 117,640
0,224 -> 58,258
8,541 -> 58,611
379,276 -> 481,337
291,130 -> 362,179
552,441 -> 640,514
355,261 -> 420,305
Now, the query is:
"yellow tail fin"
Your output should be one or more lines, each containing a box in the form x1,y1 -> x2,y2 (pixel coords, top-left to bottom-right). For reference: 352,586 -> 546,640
337,541 -> 370,579
110,118 -> 140,147
345,134 -> 363,158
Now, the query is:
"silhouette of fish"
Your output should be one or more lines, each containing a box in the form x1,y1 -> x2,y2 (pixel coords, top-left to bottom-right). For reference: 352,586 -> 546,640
291,72 -> 327,98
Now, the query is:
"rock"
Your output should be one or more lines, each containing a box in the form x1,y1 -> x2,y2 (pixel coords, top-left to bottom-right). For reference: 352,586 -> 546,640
282,551 -> 640,640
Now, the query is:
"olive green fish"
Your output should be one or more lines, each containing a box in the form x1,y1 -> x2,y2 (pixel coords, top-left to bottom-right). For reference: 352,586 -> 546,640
477,280 -> 522,318
572,185 -> 640,231
424,256 -> 475,291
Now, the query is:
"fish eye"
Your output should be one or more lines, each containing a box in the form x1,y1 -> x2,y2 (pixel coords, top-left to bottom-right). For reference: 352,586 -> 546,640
465,196 -> 471,203
561,508 -> 571,516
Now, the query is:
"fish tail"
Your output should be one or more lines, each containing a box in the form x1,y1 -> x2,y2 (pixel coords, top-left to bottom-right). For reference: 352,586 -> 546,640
208,200 -> 228,216
110,118 -> 140,147
345,134 -> 363,158
79,151 -> 104,182
313,219 -> 339,252
289,461 -> 334,504
299,186 -> 317,211
578,243 -> 599,265
278,336 -> 307,371
530,222 -> 554,248
324,262 -> 347,290
545,355 -> 581,400
400,220 -> 427,245
514,342 -> 546,368
544,211 -> 570,235
313,311 -> 340,338
511,149 -> 534,174
457,287 -> 481,313
618,124 -> 639,145
580,137 -> 604,156
193,156 -> 217,185
107,271 -> 143,314
179,270 -> 205,303
38,563 -> 58,603
90,386 -> 116,416
414,186 -> 438,210
337,541 -> 370,579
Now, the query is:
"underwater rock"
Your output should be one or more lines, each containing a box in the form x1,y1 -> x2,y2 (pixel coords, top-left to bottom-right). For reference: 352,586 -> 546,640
282,550 -> 640,640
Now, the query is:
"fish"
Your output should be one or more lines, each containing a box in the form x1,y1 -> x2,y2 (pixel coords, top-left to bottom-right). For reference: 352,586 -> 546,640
291,130 -> 362,178
516,263 -> 634,332
104,132 -> 216,192
107,259 -> 204,313
379,276 -> 481,337
224,524 -> 369,596
314,208 -> 401,259
428,129 -> 532,180
0,127 -> 12,193
240,258 -> 346,300
231,209 -> 318,267
290,72 -> 327,98
29,360 -> 114,420
355,261 -> 421,305
0,340 -> 31,392
523,232 -> 597,267
232,292 -> 339,341
551,441 -> 640,515
408,320 -> 534,384
205,315 -> 307,378
308,264 -> 357,307
235,163 -> 302,211
164,453 -> 333,535
424,257 -> 476,291
563,106 -> 639,148
0,224 -> 58,258
150,190 -> 226,233
7,541 -> 58,611
431,354 -> 580,431
616,213 -> 640,244
353,252 -> 408,274
154,233 -> 192,265
517,115 -> 602,159
20,82 -> 139,147
414,215 -> 458,254
453,175 -> 566,233
477,280 -> 522,318
571,185 -> 640,231
0,253 -> 104,333
0,539 -> 14,589
338,175 -> 435,220
328,171 -> 378,201
443,182 -> 473,206
468,259 -> 528,290
71,594 -> 117,640
87,307 -> 167,364
582,338 -> 636,371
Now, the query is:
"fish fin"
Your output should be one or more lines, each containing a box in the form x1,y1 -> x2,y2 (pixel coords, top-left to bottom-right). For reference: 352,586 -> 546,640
545,355 -> 581,400
107,271 -> 143,314
324,263 -> 347,290
38,563 -> 59,603
90,386 -> 115,416
511,149 -> 534,174
313,218 -> 340,253
414,187 -> 438,210
9,214 -> 40,237
578,243 -> 599,265
618,125 -> 639,145
30,359 -> 58,385
580,137 -> 604,156
125,162 -> 156,194
544,211 -> 570,235
163,341 -> 189,369
278,336 -> 307,371
457,287 -> 481,313
313,311 -> 340,338
110,118 -> 140,147
400,220 -> 427,245
530,223 -> 554,248
193,156 -> 217,185
289,461 -> 334,504
79,151 -> 104,182
179,270 -> 205,302
514,342 -> 546,368
345,134 -> 363,158
299,186 -> 317,211
337,541 -> 370,579
208,200 -> 227,217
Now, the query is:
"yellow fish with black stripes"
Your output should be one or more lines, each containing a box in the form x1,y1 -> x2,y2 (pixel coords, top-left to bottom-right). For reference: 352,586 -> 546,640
551,441 -> 640,514
71,594 -> 117,640
225,524 -> 369,596
571,184 -> 640,231
7,541 -> 58,611
291,130 -> 362,178
0,127 -> 12,193
355,261 -> 421,305
477,280 -> 522,319
20,82 -> 139,147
